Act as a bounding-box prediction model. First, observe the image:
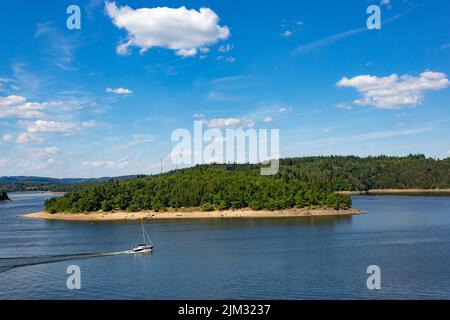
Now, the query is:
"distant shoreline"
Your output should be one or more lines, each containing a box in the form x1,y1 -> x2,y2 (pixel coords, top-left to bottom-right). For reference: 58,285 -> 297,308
21,208 -> 365,222
337,189 -> 450,195
10,189 -> 450,196
9,191 -> 65,194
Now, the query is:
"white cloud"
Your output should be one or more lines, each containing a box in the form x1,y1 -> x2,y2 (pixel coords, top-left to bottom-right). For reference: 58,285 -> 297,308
105,2 -> 230,57
82,158 -> 129,169
295,126 -> 433,149
282,30 -> 293,38
28,146 -> 59,157
0,95 -> 26,107
0,95 -> 86,119
337,71 -> 450,109
263,116 -> 273,123
34,22 -> 81,71
206,75 -> 252,101
293,27 -> 366,55
0,159 -> 8,167
106,87 -> 133,94
35,22 -> 54,38
218,44 -> 233,52
243,120 -> 255,128
193,113 -> 206,119
16,133 -> 44,144
176,48 -> 198,57
126,134 -> 155,148
0,77 -> 14,83
293,12 -> 406,55
216,56 -> 235,63
0,95 -> 62,119
2,134 -> 13,142
202,118 -> 256,129
204,118 -> 241,129
18,158 -> 56,170
278,107 -> 293,113
350,127 -> 432,142
334,103 -> 353,110
0,77 -> 18,93
380,0 -> 392,9
20,120 -> 97,135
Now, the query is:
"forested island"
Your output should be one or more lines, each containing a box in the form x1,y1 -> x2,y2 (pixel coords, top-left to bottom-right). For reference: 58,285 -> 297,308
44,167 -> 351,214
0,189 -> 10,202
41,155 -> 450,215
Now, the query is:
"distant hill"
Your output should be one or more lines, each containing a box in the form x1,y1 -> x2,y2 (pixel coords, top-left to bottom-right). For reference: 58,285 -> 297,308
0,175 -> 147,184
0,175 -> 147,192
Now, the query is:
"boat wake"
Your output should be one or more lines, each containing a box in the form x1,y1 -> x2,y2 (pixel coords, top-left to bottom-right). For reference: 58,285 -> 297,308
0,251 -> 133,274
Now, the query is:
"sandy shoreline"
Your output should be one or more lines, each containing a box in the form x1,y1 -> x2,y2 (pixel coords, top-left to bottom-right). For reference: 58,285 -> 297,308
21,208 -> 365,222
337,189 -> 450,195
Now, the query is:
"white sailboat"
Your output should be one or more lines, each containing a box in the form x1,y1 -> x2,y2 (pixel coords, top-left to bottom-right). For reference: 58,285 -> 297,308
133,221 -> 154,254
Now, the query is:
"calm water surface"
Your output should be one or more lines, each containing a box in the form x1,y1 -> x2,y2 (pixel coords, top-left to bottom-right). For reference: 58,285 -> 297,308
0,193 -> 449,300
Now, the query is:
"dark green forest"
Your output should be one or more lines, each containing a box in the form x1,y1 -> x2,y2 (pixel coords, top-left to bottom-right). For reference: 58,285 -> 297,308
45,166 -> 351,213
0,182 -> 82,193
0,189 -> 10,202
276,155 -> 450,191
0,175 -> 147,193
44,155 -> 450,214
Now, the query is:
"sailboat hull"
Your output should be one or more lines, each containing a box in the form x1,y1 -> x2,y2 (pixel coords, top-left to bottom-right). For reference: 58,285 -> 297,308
133,248 -> 152,254
133,245 -> 154,254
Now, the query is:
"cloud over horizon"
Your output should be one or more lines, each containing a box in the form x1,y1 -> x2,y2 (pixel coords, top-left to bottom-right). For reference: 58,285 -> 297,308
337,71 -> 450,109
106,87 -> 133,94
19,120 -> 97,135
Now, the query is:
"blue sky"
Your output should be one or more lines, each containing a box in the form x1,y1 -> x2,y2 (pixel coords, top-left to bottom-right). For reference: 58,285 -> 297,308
0,0 -> 449,178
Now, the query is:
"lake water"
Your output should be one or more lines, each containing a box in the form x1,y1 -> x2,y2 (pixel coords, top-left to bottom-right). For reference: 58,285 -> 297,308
0,193 -> 449,300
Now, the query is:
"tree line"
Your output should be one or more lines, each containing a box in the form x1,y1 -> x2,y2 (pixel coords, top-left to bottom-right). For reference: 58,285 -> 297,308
5,155 -> 448,194
0,182 -> 82,193
0,175 -> 147,193
276,155 -> 450,191
45,166 -> 351,213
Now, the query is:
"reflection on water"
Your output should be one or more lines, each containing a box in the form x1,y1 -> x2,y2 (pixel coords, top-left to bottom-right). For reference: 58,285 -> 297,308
0,193 -> 449,300
92,215 -> 353,229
